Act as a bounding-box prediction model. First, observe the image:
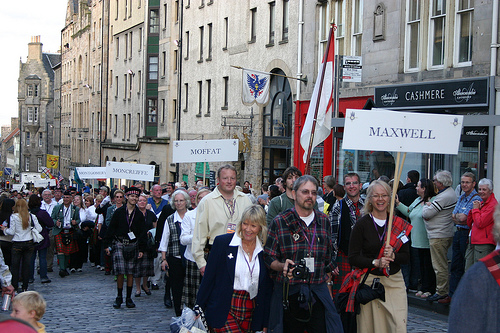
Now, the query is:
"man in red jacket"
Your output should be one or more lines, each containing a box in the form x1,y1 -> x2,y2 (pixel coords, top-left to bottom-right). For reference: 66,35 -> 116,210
466,178 -> 498,271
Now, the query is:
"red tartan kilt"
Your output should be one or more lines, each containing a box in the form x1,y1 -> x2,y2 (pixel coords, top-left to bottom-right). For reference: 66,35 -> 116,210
55,231 -> 79,255
212,290 -> 255,333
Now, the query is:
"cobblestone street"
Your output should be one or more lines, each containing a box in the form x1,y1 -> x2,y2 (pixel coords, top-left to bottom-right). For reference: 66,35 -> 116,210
10,261 -> 450,332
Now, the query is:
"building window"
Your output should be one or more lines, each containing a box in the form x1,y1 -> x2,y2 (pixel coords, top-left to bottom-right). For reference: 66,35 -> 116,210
319,2 -> 330,57
34,107 -> 39,122
115,76 -> 119,97
455,0 -> 473,64
199,26 -> 204,62
137,70 -> 142,93
27,84 -> 33,97
164,3 -> 168,29
173,99 -> 177,121
162,51 -> 167,76
268,2 -> 275,45
116,37 -> 120,58
25,157 -> 30,171
352,0 -> 363,56
124,0 -> 128,19
125,33 -> 128,59
184,83 -> 189,111
149,56 -> 158,80
137,113 -> 141,136
335,0 -> 345,55
185,31 -> 190,59
124,74 -> 127,98
174,49 -> 178,72
250,8 -> 257,43
206,79 -> 211,115
222,76 -> 228,109
27,107 -> 34,122
26,132 -> 30,146
282,0 -> 289,41
129,73 -> 133,98
150,9 -> 159,33
115,0 -> 119,20
139,28 -> 143,51
223,17 -> 228,50
39,132 -> 43,147
128,114 -> 131,139
405,0 -> 421,71
114,115 -> 118,134
129,32 -> 133,58
198,81 -> 202,115
123,114 -> 126,139
175,0 -> 179,22
430,0 -> 446,67
207,23 -> 213,60
37,157 -> 42,172
34,84 -> 39,97
161,99 -> 166,123
147,98 -> 158,123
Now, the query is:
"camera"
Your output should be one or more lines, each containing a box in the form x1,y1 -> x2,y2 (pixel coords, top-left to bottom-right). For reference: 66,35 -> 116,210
289,259 -> 310,279
372,278 -> 381,290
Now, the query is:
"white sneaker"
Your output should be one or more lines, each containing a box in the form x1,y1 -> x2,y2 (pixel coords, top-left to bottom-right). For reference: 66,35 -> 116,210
70,268 -> 76,273
90,263 -> 95,267
77,268 -> 83,272
100,266 -> 105,271
96,265 -> 101,269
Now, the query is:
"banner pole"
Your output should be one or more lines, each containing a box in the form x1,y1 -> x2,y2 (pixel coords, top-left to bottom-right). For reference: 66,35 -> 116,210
386,152 -> 402,248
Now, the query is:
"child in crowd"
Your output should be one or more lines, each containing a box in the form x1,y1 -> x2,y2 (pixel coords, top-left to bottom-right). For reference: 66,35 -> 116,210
11,291 -> 47,333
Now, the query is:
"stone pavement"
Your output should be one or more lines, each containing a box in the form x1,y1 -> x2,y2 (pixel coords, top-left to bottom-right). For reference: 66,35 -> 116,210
7,262 -> 449,332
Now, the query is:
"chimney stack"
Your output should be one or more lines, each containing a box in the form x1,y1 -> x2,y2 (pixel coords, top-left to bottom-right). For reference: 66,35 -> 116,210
28,35 -> 43,62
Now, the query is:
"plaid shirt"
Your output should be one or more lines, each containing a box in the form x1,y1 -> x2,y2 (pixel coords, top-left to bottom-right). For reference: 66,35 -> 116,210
453,190 -> 481,229
264,208 -> 335,284
329,196 -> 365,259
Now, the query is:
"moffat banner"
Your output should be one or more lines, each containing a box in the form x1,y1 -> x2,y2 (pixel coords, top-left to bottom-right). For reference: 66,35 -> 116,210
172,139 -> 239,163
342,109 -> 463,155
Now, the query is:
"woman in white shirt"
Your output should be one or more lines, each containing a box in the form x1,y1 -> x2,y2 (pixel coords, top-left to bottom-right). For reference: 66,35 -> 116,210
0,199 -> 42,292
180,188 -> 211,308
69,195 -> 87,272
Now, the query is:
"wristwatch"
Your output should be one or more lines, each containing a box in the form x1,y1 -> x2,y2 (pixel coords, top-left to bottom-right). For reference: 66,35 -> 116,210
372,259 -> 377,267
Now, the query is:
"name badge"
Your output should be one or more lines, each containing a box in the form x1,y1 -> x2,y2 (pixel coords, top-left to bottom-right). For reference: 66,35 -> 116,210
248,281 -> 258,299
305,257 -> 315,273
128,232 -> 136,240
226,223 -> 236,233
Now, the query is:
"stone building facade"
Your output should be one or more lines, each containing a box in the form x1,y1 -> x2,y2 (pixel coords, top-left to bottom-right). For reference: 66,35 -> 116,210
17,36 -> 60,174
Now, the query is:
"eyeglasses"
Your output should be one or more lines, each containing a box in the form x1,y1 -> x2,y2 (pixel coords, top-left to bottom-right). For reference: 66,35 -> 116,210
461,181 -> 472,184
370,194 -> 389,199
115,195 -> 124,198
345,181 -> 360,186
298,190 -> 317,196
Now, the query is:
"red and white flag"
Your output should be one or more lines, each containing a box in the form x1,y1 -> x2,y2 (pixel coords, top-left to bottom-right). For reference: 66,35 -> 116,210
300,32 -> 335,163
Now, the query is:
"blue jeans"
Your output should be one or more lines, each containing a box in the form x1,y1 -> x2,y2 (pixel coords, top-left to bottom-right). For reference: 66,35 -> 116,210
11,241 -> 34,290
31,247 -> 48,280
449,228 -> 469,297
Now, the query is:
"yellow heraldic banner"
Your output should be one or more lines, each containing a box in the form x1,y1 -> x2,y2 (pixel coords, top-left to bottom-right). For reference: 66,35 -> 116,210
342,109 -> 463,154
46,154 -> 59,169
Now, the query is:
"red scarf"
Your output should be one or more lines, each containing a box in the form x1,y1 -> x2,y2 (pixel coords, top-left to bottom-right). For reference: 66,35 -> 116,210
480,249 -> 500,287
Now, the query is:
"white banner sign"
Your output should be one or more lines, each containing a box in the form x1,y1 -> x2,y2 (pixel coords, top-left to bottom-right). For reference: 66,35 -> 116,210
106,162 -> 155,181
76,167 -> 107,179
342,109 -> 463,154
172,139 -> 239,163
33,179 -> 56,187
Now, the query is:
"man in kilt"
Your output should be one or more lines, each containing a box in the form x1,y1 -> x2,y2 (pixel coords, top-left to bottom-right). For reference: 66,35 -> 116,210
104,187 -> 148,309
51,190 -> 81,278
329,172 -> 365,297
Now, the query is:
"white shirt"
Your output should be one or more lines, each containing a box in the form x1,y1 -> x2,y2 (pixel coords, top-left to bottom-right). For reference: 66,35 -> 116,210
180,208 -> 197,262
229,233 -> 262,299
4,213 -> 42,242
80,205 -> 98,223
159,211 -> 183,257
41,200 -> 57,216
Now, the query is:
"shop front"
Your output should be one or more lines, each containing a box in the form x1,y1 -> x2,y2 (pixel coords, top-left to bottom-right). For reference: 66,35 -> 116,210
330,77 -> 497,187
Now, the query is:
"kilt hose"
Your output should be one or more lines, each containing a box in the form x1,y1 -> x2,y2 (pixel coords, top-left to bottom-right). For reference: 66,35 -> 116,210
182,259 -> 202,309
55,230 -> 79,255
332,250 -> 351,297
212,290 -> 255,333
112,241 -> 140,276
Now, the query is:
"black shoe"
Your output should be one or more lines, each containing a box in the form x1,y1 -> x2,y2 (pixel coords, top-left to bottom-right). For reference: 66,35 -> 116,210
47,268 -> 53,272
28,279 -> 34,284
113,297 -> 123,309
151,284 -> 159,290
59,270 -> 67,278
141,285 -> 151,296
105,271 -> 111,275
41,278 -> 51,284
164,299 -> 173,308
427,293 -> 446,302
125,298 -> 135,308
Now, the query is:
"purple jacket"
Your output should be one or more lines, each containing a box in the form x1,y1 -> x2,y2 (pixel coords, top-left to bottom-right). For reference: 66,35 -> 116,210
32,208 -> 55,250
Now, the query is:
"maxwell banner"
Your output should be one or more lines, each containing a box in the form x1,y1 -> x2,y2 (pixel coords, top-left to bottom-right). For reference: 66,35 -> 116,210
172,139 -> 239,163
106,162 -> 155,182
76,167 -> 107,180
342,109 -> 463,154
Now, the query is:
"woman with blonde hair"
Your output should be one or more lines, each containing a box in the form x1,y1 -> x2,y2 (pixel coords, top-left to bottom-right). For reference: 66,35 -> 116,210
0,199 -> 42,292
196,204 -> 272,332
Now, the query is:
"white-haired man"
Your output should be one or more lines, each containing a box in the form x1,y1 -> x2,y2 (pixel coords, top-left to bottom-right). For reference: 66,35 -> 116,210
422,170 -> 457,302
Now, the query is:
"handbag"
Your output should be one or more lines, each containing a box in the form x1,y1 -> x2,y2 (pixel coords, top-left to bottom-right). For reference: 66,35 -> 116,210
122,243 -> 137,260
335,268 -> 385,314
30,215 -> 44,244
61,232 -> 72,245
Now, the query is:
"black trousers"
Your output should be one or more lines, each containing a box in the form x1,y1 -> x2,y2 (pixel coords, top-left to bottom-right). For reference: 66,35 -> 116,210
284,293 -> 326,333
167,256 -> 185,317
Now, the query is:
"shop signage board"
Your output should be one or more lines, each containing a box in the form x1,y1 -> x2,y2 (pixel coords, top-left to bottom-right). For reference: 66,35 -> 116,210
106,162 -> 155,181
374,77 -> 489,109
342,56 -> 362,82
76,167 -> 107,179
172,139 -> 239,163
342,108 -> 463,154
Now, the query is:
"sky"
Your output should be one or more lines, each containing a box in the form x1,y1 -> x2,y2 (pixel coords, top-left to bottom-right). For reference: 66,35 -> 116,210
0,0 -> 67,129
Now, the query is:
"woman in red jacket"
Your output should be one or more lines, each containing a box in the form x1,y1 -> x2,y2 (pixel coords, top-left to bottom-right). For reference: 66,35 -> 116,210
466,178 -> 498,271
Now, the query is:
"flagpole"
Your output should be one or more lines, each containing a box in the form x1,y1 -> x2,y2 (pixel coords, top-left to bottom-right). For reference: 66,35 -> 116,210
305,23 -> 335,174
230,65 -> 307,83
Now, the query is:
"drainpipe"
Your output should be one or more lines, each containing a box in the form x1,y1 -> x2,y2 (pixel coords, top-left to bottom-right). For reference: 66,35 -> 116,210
491,0 -> 499,77
296,0 -> 304,100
